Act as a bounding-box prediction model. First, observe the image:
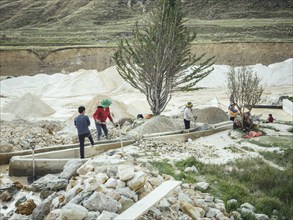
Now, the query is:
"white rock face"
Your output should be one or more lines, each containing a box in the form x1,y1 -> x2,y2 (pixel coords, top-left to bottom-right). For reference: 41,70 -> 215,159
105,177 -> 118,188
59,203 -> 88,220
45,209 -> 61,220
0,141 -> 14,153
241,202 -> 256,212
195,181 -> 209,191
95,173 -> 109,184
118,164 -> 135,181
60,159 -> 85,180
82,192 -> 122,212
127,170 -> 147,191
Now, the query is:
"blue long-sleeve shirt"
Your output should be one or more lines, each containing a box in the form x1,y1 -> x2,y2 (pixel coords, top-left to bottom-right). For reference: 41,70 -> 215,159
74,114 -> 91,135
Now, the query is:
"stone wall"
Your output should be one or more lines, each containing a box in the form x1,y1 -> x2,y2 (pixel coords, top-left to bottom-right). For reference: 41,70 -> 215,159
0,42 -> 292,76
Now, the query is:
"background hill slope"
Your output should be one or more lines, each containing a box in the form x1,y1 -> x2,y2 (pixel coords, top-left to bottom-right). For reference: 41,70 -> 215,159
0,0 -> 292,45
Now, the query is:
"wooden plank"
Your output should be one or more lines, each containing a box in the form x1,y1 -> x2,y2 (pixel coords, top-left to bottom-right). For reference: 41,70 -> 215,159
114,180 -> 181,220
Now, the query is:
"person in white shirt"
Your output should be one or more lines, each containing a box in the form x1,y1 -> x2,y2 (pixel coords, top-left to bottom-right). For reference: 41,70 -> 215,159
184,102 -> 193,129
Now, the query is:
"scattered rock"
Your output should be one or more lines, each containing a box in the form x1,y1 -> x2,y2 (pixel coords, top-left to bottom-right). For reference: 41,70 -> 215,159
60,159 -> 86,180
59,203 -> 88,220
16,199 -> 37,215
0,190 -> 12,202
30,174 -> 68,192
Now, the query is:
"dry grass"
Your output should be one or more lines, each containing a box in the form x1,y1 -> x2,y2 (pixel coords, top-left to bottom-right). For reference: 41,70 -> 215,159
0,0 -> 292,47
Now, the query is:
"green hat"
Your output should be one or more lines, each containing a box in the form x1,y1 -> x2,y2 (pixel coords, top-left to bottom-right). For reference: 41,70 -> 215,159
186,102 -> 193,107
100,99 -> 112,108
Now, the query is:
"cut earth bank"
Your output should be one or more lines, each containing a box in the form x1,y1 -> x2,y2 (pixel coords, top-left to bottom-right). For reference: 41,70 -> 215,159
1,42 -> 292,76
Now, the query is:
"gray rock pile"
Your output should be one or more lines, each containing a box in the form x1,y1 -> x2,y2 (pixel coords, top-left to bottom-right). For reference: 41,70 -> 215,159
0,151 -> 269,220
0,120 -> 71,152
0,112 -> 226,154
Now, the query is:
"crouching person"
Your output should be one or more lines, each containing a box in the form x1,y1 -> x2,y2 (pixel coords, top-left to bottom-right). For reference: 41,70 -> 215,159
228,103 -> 238,121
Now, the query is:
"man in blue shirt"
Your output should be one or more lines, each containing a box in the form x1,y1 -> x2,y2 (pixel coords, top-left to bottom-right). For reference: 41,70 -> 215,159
74,106 -> 95,158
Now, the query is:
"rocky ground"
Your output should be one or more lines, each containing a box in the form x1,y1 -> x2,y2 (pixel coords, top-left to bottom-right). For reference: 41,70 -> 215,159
0,72 -> 292,219
0,114 -> 292,219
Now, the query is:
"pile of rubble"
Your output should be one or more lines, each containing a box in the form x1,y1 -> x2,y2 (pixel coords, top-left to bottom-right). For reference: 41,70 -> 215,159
0,112 -> 226,154
0,120 -> 71,153
0,151 -> 269,220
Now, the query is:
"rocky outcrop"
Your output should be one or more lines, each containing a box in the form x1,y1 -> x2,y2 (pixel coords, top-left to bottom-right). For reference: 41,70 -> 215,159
1,42 -> 292,76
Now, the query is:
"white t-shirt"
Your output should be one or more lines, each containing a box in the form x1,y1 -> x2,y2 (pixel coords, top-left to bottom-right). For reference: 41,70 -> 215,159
184,107 -> 193,121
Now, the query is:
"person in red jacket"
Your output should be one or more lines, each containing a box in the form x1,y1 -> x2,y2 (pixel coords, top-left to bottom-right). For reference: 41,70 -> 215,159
93,99 -> 115,141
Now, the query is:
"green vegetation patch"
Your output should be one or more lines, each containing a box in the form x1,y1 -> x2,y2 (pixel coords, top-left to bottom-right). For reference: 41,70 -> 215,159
1,17 -> 293,47
259,148 -> 293,168
261,125 -> 280,132
247,135 -> 292,148
150,156 -> 293,219
150,159 -> 176,177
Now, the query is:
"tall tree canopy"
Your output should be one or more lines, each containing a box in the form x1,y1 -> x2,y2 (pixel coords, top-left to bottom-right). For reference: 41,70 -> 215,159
114,0 -> 214,115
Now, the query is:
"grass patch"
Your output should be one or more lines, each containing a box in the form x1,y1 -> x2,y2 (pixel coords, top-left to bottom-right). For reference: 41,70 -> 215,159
150,159 -> 176,177
255,197 -> 282,216
247,135 -> 292,149
1,17 -> 292,47
224,146 -> 245,153
259,148 -> 293,168
261,125 -> 280,132
150,156 -> 293,219
241,146 -> 255,152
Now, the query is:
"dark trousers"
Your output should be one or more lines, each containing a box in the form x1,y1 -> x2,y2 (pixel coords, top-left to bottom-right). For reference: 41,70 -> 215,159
95,123 -> 108,141
78,132 -> 94,159
184,119 -> 191,129
230,117 -> 235,121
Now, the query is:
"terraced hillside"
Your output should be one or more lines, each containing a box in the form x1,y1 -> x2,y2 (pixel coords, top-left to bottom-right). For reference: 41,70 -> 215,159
0,0 -> 292,75
0,0 -> 292,45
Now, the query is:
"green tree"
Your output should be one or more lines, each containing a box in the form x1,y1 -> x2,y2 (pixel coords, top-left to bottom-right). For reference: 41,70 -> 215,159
113,0 -> 214,115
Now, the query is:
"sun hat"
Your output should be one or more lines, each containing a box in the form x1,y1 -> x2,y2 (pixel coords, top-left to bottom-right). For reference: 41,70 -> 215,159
100,99 -> 112,108
186,102 -> 193,107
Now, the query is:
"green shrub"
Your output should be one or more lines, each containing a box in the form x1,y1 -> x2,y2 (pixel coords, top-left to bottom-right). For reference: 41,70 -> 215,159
226,200 -> 238,212
240,212 -> 257,220
218,179 -> 250,203
175,156 -> 204,171
175,171 -> 197,183
255,197 -> 282,216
